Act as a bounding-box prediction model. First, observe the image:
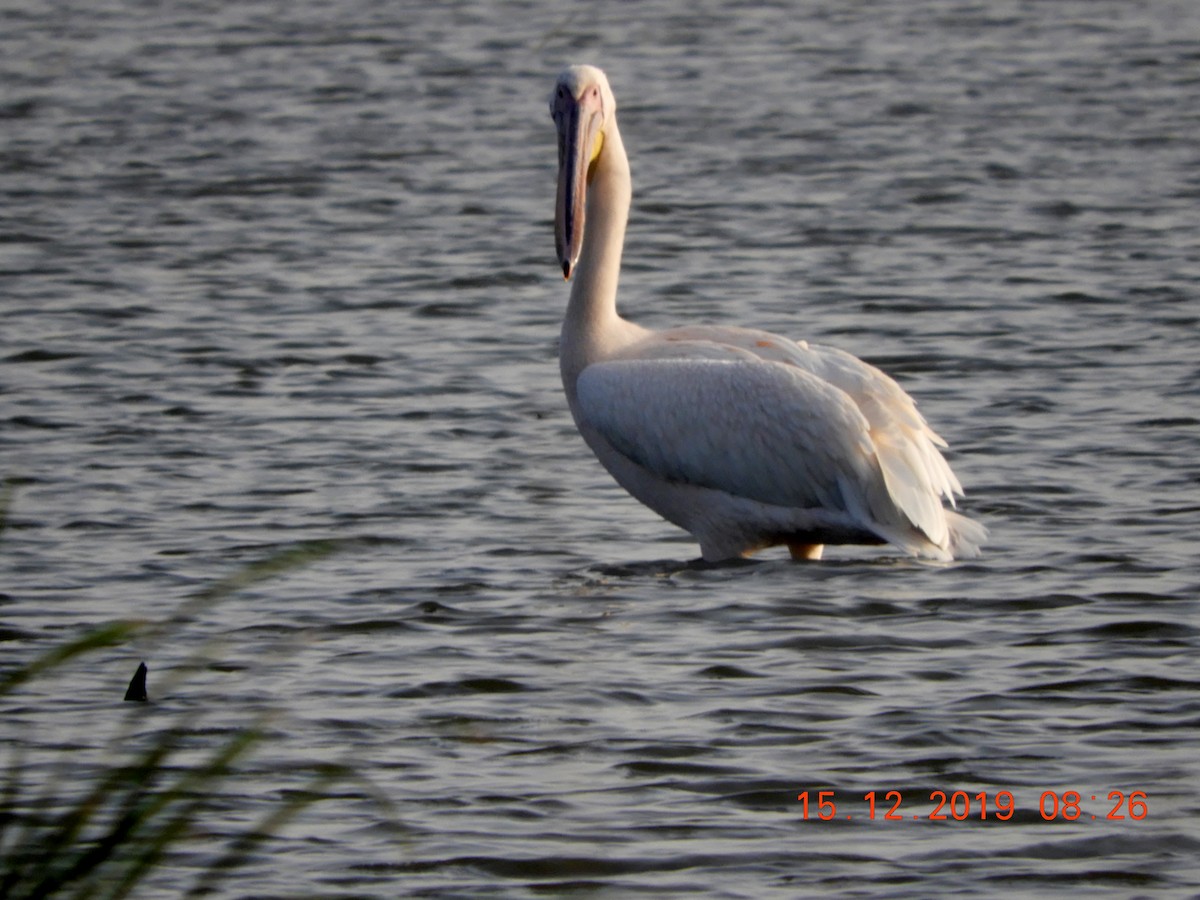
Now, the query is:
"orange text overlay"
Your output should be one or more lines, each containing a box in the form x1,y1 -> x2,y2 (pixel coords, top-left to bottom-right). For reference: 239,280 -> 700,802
796,790 -> 1148,822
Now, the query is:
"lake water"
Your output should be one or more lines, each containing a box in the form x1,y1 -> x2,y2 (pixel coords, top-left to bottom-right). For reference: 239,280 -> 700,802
3,0 -> 1199,896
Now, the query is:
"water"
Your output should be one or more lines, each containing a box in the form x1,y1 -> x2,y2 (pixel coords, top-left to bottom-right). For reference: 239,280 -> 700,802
2,0 -> 1199,896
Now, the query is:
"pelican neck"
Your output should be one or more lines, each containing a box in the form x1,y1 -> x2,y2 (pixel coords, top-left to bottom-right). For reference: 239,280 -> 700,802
561,119 -> 632,382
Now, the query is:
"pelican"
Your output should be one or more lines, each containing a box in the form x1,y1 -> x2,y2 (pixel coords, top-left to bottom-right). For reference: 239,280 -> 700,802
551,64 -> 986,562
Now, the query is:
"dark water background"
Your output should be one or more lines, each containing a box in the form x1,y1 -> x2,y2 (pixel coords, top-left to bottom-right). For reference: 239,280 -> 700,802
3,0 -> 1199,896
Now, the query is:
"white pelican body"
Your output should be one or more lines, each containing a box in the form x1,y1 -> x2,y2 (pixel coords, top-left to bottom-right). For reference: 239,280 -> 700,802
551,65 -> 986,562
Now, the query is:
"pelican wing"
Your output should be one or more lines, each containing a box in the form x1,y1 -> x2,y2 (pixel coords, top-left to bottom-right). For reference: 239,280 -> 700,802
575,357 -> 889,520
651,325 -> 962,547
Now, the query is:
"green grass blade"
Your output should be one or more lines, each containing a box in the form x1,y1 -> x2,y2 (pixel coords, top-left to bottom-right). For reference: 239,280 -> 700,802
0,621 -> 144,698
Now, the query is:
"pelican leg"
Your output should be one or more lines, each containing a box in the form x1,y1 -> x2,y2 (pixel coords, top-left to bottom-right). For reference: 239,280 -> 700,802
788,543 -> 824,561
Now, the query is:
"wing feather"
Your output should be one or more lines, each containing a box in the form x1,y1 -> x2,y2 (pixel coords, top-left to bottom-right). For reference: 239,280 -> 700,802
647,325 -> 963,546
575,358 -> 886,520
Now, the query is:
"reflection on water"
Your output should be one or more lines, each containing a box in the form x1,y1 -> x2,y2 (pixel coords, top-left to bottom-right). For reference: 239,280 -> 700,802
2,0 -> 1199,896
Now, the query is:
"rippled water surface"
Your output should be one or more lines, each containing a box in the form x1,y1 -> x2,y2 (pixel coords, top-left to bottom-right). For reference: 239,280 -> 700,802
3,0 -> 1199,896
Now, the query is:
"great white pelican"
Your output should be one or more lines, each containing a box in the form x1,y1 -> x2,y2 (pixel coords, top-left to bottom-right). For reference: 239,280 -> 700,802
551,64 -> 986,562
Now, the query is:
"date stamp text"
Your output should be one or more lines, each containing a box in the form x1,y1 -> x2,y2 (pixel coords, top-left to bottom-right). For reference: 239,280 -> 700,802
796,790 -> 1148,822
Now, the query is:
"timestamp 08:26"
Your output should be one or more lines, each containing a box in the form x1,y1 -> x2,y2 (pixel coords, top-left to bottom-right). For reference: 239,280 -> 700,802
797,790 -> 1149,822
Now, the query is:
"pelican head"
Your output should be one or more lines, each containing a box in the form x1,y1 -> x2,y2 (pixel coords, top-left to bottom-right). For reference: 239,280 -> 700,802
551,65 -> 616,280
